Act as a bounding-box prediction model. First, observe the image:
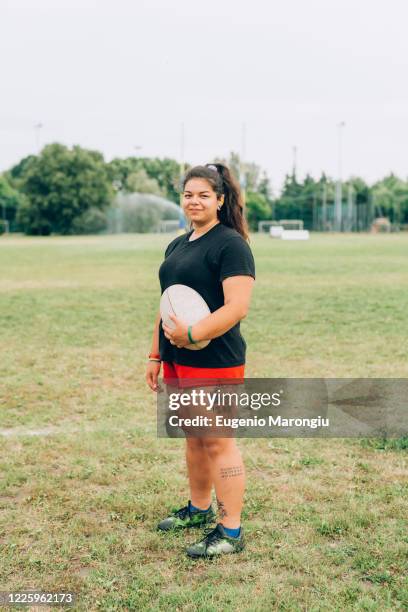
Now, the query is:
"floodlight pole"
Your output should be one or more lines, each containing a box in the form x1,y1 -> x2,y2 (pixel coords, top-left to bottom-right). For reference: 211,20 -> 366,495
292,146 -> 297,179
179,122 -> 185,199
335,121 -> 345,231
322,182 -> 327,231
347,183 -> 354,232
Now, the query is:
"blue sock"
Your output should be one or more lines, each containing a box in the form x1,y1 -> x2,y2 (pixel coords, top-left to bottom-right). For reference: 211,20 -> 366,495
223,525 -> 241,538
189,500 -> 211,513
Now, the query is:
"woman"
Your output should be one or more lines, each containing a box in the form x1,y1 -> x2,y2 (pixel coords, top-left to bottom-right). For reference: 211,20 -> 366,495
146,163 -> 255,558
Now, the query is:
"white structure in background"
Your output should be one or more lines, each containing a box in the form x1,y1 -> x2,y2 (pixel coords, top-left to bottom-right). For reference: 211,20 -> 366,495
280,229 -> 310,240
270,225 -> 284,238
264,219 -> 310,240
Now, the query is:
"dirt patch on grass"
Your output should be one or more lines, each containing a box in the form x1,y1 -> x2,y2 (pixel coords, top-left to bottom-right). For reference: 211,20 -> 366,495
74,566 -> 93,579
0,280 -> 81,292
0,426 -> 62,437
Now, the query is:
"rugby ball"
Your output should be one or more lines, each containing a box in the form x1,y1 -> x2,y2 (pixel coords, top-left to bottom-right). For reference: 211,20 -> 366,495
160,284 -> 211,350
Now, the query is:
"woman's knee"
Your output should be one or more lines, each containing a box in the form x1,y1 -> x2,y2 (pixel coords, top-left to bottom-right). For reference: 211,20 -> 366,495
202,437 -> 235,458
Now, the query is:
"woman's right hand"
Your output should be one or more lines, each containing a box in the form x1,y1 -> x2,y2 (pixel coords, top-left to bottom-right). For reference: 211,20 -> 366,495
146,360 -> 161,392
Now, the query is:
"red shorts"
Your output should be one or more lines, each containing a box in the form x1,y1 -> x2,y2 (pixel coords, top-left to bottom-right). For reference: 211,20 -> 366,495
163,361 -> 245,388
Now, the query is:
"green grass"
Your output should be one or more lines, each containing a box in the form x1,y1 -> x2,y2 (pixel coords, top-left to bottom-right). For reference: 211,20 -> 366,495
0,232 -> 407,611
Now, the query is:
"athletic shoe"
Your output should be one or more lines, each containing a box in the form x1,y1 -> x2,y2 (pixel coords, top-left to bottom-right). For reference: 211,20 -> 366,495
157,501 -> 215,531
186,523 -> 245,557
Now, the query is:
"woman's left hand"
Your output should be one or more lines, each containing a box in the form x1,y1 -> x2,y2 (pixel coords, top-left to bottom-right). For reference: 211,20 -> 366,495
162,314 -> 190,349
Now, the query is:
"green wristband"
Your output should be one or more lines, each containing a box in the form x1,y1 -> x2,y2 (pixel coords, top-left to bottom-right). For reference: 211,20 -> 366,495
187,325 -> 197,344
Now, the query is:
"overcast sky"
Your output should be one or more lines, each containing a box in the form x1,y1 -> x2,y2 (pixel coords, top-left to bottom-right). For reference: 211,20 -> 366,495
1,0 -> 408,193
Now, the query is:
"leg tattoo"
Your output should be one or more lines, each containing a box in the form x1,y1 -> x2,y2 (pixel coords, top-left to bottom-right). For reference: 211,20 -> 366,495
220,466 -> 244,479
217,497 -> 228,519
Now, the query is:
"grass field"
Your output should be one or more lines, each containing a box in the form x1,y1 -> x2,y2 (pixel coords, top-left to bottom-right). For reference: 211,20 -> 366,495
0,232 -> 407,611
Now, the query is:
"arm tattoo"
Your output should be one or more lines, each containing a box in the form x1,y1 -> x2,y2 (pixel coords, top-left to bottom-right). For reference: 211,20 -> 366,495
216,497 -> 228,519
220,466 -> 244,479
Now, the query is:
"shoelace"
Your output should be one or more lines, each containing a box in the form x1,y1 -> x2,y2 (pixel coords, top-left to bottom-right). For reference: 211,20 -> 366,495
171,505 -> 190,520
201,526 -> 222,546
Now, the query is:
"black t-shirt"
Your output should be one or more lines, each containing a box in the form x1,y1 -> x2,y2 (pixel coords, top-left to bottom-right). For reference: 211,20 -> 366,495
158,223 -> 256,367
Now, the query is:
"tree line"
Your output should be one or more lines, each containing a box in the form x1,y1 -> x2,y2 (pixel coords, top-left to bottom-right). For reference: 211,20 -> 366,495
1,142 -> 407,235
